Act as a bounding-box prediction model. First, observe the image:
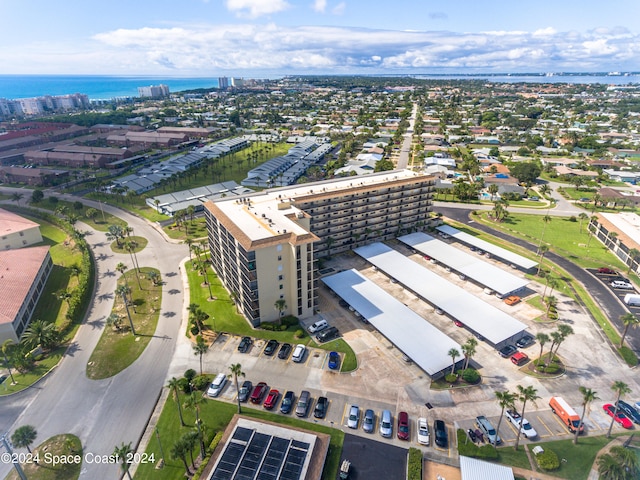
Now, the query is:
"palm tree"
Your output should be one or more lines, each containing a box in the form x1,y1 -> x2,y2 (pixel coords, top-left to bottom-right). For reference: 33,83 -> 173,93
538,214 -> 552,249
167,377 -> 187,427
494,390 -> 515,448
1,339 -> 16,385
536,245 -> 549,276
514,385 -> 539,450
22,319 -> 58,350
607,381 -> 632,437
106,224 -> 124,246
115,262 -> 129,285
545,295 -> 557,316
182,431 -> 199,471
461,337 -> 478,370
575,386 -> 598,444
228,363 -> 246,414
184,238 -> 194,259
597,446 -> 639,480
11,425 -> 37,453
170,437 -> 191,476
447,347 -> 460,376
113,442 -> 134,479
545,330 -> 563,367
183,392 -> 206,459
10,193 -> 24,205
619,313 -> 640,348
193,336 -> 209,376
488,184 -> 499,201
147,270 -> 160,286
115,284 -> 136,335
578,212 -> 589,233
535,332 -> 549,368
607,231 -> 619,249
274,299 -> 287,324
106,313 -> 123,331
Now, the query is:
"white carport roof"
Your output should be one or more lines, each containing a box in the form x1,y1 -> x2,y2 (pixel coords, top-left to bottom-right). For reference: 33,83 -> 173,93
460,456 -> 514,480
353,242 -> 527,346
321,269 -> 461,378
399,232 -> 528,297
436,225 -> 538,270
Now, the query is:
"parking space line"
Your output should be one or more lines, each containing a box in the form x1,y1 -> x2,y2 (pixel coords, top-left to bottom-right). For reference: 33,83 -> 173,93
341,403 -> 350,427
537,416 -> 556,435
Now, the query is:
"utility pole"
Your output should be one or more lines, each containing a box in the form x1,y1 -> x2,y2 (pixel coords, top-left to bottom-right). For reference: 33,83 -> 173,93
155,427 -> 165,468
1,433 -> 27,480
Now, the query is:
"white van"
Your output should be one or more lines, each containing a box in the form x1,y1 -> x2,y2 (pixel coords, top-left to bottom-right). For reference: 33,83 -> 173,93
624,294 -> 640,306
207,373 -> 227,397
307,318 -> 328,333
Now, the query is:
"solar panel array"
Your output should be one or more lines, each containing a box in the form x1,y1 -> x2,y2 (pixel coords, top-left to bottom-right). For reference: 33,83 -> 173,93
210,426 -> 310,480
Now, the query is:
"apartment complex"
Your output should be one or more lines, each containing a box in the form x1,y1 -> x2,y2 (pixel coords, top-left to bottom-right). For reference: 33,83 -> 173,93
0,208 -> 43,249
205,170 -> 435,325
137,84 -> 170,98
590,212 -> 640,273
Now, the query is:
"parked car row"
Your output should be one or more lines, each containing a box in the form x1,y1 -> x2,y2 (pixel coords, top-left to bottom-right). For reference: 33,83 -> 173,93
236,380 -> 329,419
236,335 -> 310,363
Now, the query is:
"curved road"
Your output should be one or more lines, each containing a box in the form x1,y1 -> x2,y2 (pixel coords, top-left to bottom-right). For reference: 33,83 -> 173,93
438,206 -> 640,355
0,190 -> 188,478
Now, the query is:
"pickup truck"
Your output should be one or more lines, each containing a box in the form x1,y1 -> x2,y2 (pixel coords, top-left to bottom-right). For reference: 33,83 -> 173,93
475,415 -> 501,445
505,409 -> 538,439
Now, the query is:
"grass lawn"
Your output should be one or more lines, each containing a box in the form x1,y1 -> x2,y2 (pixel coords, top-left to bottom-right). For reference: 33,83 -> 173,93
31,197 -> 127,231
528,435 -> 611,479
1,347 -> 65,395
134,398 -> 345,480
525,295 -> 546,312
110,235 -> 148,254
164,218 -> 209,241
494,445 -> 531,469
185,263 -> 357,371
86,267 -> 162,379
7,434 -> 82,480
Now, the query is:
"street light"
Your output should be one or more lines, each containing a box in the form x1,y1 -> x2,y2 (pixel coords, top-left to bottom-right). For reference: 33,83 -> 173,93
155,427 -> 165,468
1,433 -> 27,480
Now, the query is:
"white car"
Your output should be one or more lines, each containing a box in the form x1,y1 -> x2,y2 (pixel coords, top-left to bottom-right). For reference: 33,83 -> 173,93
292,344 -> 306,363
347,405 -> 360,429
505,409 -> 537,439
417,417 -> 430,445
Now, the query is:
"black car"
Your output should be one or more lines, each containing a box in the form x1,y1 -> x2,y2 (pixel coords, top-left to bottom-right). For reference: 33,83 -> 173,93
338,299 -> 348,308
238,380 -> 252,403
278,342 -> 292,360
434,420 -> 448,448
498,345 -> 517,358
618,400 -> 640,424
467,428 -> 477,442
280,390 -> 295,414
263,339 -> 279,356
316,326 -> 339,343
238,336 -> 253,353
516,335 -> 535,349
314,396 -> 328,419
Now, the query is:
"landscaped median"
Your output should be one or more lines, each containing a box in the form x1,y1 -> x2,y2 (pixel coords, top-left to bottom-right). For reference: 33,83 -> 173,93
86,267 -> 162,379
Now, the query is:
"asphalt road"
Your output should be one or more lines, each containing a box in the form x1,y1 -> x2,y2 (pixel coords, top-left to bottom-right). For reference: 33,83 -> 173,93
0,190 -> 188,479
438,206 -> 640,355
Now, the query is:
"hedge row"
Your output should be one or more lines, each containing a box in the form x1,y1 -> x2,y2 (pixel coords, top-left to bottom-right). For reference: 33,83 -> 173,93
193,431 -> 224,479
456,429 -> 498,459
407,448 -> 422,480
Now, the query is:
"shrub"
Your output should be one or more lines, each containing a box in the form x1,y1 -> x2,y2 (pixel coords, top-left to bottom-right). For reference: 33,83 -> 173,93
261,323 -> 275,331
190,325 -> 200,336
445,373 -> 458,384
294,329 -> 305,339
279,325 -> 287,331
536,449 -> 560,471
461,368 -> 480,384
569,216 -> 577,222
281,315 -> 299,327
618,346 -> 639,367
184,369 -> 197,383
192,374 -> 211,391
407,448 -> 422,480
456,429 -> 498,459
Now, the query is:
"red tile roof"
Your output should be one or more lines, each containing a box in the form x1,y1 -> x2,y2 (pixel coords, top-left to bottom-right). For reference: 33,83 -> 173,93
0,245 -> 50,325
0,208 -> 40,236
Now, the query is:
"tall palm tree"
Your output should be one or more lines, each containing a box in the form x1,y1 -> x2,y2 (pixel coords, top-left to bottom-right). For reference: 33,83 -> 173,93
461,337 -> 478,370
607,231 -> 618,249
607,381 -> 631,438
536,245 -> 549,275
182,431 -> 199,471
170,438 -> 191,476
553,324 -> 574,357
447,347 -> 460,375
193,336 -> 209,376
115,284 -> 136,335
578,212 -> 589,233
11,425 -> 37,453
514,385 -> 540,450
575,386 -> 598,444
228,363 -> 246,414
167,377 -> 186,427
115,262 -> 129,287
545,295 -> 557,316
183,392 -> 206,459
113,442 -> 134,479
618,313 -> 640,348
545,331 -> 563,367
494,390 -> 515,448
1,339 -> 16,384
538,215 -> 552,250
10,193 -> 24,205
597,446 -> 639,480
274,299 -> 287,324
627,248 -> 640,274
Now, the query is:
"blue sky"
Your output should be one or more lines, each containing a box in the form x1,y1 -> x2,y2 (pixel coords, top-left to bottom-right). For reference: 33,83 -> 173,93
1,0 -> 639,75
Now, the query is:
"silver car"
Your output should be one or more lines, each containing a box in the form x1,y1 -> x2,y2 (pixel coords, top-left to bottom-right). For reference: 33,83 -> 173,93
380,409 -> 393,437
363,409 -> 375,433
347,405 -> 360,429
296,390 -> 310,417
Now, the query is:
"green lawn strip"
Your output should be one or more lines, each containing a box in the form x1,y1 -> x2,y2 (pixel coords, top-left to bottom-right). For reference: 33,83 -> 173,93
1,348 -> 65,395
525,296 -> 546,312
164,218 -> 209,241
6,434 -> 83,480
528,435 -> 610,480
111,235 -> 148,254
185,265 -> 357,370
30,198 -> 127,231
494,446 -> 531,470
134,398 -> 345,480
86,267 -> 162,379
561,188 -> 596,201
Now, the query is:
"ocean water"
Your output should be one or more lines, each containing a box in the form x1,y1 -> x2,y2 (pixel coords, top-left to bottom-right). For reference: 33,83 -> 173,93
0,75 -> 219,100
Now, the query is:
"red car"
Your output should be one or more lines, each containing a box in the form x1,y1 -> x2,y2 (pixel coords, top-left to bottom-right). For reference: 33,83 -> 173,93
263,389 -> 280,410
598,267 -> 617,275
250,382 -> 268,404
603,404 -> 633,429
454,320 -> 464,327
397,411 -> 410,440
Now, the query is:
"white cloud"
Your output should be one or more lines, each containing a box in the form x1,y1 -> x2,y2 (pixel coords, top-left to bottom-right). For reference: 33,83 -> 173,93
313,0 -> 326,13
332,2 -> 345,15
225,0 -> 290,18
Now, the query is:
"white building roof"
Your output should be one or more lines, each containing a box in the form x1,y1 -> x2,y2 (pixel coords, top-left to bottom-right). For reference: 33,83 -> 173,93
399,232 -> 528,297
436,225 -> 538,270
354,242 -> 527,346
321,269 -> 461,377
600,212 -> 640,244
460,456 -> 514,480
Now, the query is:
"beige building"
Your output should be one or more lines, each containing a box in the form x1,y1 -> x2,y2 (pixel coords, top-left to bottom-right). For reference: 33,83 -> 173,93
205,170 -> 436,326
590,212 -> 640,272
0,208 -> 43,250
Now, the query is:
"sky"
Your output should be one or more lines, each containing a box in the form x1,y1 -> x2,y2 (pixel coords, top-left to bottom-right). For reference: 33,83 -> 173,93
1,0 -> 640,76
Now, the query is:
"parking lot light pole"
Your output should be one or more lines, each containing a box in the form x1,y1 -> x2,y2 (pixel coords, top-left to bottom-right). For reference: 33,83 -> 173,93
1,433 -> 27,480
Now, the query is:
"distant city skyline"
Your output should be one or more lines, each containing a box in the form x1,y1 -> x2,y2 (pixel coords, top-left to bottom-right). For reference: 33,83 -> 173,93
2,0 -> 640,75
